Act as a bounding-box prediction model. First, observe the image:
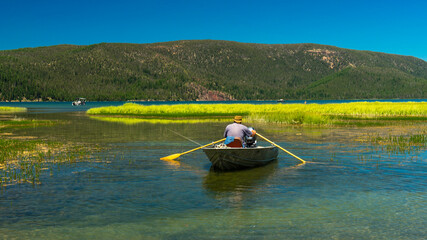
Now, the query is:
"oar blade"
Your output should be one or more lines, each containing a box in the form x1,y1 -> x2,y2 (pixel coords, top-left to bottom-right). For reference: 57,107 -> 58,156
160,153 -> 182,161
160,138 -> 226,161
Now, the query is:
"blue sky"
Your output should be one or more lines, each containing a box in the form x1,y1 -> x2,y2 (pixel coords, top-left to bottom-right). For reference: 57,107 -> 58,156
1,0 -> 426,60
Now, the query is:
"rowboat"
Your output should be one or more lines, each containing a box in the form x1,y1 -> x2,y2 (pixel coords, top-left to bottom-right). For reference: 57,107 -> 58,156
202,145 -> 279,171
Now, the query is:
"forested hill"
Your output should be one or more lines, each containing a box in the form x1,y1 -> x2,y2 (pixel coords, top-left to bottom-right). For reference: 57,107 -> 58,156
1,40 -> 426,101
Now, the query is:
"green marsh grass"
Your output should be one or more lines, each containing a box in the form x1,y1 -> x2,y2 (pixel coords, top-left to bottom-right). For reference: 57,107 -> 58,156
87,103 -> 250,117
0,106 -> 27,113
0,119 -> 57,130
87,102 -> 427,126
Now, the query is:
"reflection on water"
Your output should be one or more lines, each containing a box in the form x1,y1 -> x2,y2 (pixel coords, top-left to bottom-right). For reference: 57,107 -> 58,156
204,161 -> 278,193
0,104 -> 426,239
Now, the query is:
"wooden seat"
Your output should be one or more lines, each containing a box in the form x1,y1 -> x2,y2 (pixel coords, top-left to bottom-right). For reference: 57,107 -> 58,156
226,137 -> 243,148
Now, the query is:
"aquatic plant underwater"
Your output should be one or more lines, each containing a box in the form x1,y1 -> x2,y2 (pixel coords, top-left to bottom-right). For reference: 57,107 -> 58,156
1,139 -> 83,186
0,133 -> 106,187
0,108 -> 105,187
365,130 -> 427,155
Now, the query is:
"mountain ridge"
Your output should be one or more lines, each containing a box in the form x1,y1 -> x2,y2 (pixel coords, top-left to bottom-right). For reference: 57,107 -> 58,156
0,40 -> 426,101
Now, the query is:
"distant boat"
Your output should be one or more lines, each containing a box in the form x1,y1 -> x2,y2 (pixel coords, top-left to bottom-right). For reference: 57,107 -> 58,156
277,99 -> 285,102
72,98 -> 86,106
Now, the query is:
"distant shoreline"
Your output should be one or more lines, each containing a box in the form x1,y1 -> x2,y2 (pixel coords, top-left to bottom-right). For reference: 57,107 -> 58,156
1,98 -> 427,103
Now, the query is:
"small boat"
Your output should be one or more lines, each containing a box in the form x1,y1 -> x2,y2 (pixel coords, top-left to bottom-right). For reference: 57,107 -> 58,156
72,98 -> 86,106
203,145 -> 278,171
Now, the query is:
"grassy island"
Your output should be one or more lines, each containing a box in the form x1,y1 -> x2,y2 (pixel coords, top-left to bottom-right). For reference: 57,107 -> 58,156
87,102 -> 427,126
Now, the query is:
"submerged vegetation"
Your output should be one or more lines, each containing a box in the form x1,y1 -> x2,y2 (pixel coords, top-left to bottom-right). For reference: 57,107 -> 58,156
87,102 -> 427,126
0,115 -> 99,187
0,137 -> 99,187
366,130 -> 427,155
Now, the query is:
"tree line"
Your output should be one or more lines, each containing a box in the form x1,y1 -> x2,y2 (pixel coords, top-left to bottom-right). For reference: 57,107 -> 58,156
0,40 -> 426,101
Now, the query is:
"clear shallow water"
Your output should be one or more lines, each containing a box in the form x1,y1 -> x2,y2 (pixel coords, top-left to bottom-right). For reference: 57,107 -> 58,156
0,102 -> 426,239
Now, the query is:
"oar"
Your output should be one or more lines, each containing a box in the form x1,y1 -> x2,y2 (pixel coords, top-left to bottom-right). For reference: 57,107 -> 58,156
167,128 -> 202,146
256,133 -> 306,164
160,138 -> 226,161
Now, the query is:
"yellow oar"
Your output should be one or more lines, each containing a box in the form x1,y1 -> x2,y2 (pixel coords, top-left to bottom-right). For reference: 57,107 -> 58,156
160,138 -> 226,161
256,133 -> 306,164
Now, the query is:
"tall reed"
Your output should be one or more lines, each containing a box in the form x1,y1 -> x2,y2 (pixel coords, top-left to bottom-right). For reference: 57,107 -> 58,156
87,102 -> 427,125
87,103 -> 250,117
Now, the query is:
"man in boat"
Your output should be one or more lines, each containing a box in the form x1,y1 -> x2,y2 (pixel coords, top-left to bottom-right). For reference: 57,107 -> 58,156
224,116 -> 256,147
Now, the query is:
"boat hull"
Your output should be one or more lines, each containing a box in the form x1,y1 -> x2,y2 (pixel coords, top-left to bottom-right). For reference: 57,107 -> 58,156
203,146 -> 278,171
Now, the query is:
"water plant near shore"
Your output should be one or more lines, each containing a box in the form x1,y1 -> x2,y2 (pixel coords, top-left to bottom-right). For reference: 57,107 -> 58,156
0,119 -> 58,130
87,102 -> 427,125
366,130 -> 427,155
0,138 -> 102,187
0,116 -> 98,187
0,107 -> 27,113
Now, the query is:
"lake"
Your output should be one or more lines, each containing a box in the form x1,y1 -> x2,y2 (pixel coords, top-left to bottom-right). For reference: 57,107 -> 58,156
1,101 -> 426,239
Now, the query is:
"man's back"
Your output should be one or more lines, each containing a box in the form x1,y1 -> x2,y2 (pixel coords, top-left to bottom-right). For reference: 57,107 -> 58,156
224,123 -> 252,140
